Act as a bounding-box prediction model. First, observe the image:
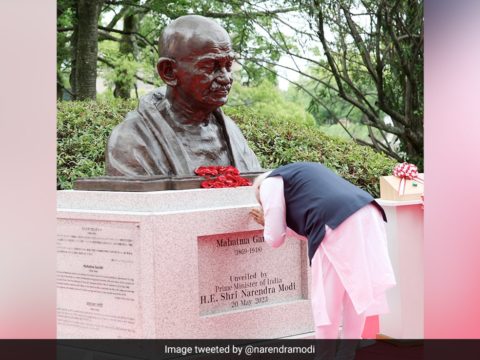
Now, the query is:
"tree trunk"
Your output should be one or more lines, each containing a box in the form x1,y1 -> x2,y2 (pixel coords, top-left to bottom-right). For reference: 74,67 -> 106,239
69,0 -> 79,98
75,0 -> 103,100
114,4 -> 139,99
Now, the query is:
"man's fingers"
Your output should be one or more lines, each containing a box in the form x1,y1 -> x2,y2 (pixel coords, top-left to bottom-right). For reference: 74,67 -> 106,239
250,209 -> 263,225
250,208 -> 264,226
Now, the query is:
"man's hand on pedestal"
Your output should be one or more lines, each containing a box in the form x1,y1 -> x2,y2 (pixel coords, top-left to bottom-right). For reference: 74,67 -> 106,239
250,208 -> 265,226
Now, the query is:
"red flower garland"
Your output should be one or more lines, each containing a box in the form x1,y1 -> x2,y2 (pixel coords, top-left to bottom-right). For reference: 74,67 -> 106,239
194,166 -> 252,188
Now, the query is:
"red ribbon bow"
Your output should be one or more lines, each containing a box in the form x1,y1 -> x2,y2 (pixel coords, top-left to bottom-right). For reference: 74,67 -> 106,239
392,162 -> 424,195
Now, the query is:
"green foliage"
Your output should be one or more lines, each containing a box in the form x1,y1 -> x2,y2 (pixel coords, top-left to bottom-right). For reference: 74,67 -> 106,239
57,0 -> 292,97
226,106 -> 396,197
100,41 -> 141,93
57,0 -> 77,88
297,0 -> 424,163
226,81 -> 315,127
58,95 -> 395,196
57,0 -> 422,167
57,98 -> 137,189
318,122 -> 385,143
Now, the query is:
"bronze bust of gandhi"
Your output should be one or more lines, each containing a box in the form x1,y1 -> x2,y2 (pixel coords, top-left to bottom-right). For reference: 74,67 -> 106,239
106,15 -> 262,176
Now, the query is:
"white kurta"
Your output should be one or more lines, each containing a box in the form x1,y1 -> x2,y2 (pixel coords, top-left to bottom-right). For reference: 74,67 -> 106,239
259,176 -> 396,327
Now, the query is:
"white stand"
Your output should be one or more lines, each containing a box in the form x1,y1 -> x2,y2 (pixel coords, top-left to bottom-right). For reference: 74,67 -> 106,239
377,199 -> 424,339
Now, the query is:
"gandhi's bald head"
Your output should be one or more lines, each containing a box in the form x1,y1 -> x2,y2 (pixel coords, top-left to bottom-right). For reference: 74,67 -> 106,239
156,15 -> 234,112
159,15 -> 231,59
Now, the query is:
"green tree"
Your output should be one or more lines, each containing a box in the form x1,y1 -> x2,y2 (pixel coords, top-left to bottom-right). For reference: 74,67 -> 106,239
56,0 -> 423,168
57,0 -> 299,99
113,1 -> 140,98
57,0 -> 76,99
312,0 -> 423,167
71,0 -> 104,100
240,0 -> 423,167
226,80 -> 315,127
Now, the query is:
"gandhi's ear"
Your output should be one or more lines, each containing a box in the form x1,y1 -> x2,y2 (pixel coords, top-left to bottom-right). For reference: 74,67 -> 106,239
157,57 -> 177,86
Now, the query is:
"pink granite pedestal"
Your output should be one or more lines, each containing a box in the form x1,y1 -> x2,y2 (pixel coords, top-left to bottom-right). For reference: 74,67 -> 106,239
57,187 -> 314,339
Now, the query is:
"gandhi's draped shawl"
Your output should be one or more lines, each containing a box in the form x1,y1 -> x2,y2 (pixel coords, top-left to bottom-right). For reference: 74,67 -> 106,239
106,88 -> 262,176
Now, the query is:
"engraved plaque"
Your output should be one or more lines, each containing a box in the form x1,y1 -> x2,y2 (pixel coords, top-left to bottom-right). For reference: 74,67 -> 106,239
57,219 -> 140,338
198,230 -> 305,316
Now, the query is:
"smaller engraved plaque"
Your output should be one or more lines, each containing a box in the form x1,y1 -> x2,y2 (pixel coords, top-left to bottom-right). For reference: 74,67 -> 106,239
57,219 -> 140,337
197,230 -> 305,316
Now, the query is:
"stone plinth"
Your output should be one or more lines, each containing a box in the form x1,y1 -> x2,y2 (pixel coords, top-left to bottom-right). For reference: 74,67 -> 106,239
57,187 -> 314,339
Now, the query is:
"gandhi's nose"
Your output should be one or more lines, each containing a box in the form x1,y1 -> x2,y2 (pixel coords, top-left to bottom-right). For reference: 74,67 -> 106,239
216,68 -> 233,85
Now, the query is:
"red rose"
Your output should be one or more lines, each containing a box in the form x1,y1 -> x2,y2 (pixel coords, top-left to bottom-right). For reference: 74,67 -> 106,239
224,166 -> 240,175
200,180 -> 213,188
212,180 -> 224,188
195,166 -> 219,177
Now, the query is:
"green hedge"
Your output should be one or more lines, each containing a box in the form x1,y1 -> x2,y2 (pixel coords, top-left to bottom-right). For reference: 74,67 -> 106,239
57,99 -> 136,190
57,99 -> 396,197
229,107 -> 396,197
